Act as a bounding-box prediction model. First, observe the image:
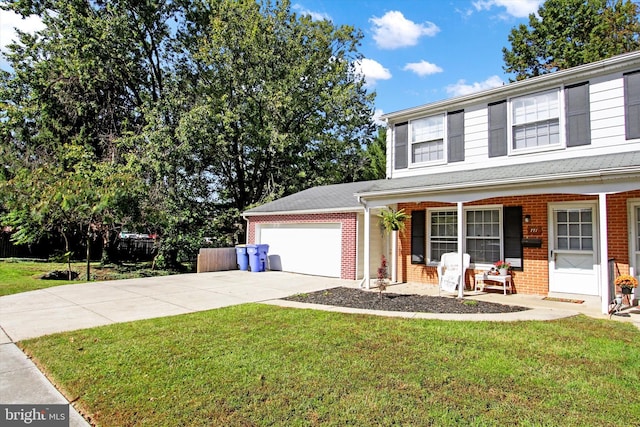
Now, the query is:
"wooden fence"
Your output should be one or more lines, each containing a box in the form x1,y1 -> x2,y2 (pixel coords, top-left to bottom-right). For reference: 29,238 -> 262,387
197,248 -> 238,273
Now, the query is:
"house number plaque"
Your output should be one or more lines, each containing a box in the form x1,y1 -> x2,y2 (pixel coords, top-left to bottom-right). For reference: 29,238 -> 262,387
528,226 -> 542,235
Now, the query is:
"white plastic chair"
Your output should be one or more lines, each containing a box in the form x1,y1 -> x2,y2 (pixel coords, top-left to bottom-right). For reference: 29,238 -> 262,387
437,252 -> 471,295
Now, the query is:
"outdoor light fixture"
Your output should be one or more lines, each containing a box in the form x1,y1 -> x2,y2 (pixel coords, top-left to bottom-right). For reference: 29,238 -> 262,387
524,214 -> 531,223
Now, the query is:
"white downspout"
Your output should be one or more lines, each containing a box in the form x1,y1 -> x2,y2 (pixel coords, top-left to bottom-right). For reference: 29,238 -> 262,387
457,201 -> 464,299
599,193 -> 610,314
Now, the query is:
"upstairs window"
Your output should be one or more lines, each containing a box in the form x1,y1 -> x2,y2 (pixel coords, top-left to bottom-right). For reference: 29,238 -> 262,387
411,115 -> 444,164
511,89 -> 560,151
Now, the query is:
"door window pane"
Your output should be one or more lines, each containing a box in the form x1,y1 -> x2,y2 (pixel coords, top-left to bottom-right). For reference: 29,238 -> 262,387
555,208 -> 593,251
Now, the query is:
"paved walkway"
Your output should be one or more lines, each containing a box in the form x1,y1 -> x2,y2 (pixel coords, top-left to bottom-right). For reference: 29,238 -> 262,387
1,271 -> 639,426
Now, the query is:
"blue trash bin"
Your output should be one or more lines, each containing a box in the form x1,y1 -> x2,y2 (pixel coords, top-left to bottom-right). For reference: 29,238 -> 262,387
257,244 -> 269,272
247,244 -> 269,272
235,245 -> 249,271
246,244 -> 260,272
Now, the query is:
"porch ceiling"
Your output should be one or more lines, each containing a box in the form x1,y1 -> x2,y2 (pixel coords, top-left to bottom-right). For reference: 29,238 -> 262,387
356,151 -> 640,206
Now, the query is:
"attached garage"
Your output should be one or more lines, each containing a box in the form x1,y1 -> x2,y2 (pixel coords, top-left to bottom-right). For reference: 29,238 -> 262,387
243,181 -> 384,280
258,223 -> 342,277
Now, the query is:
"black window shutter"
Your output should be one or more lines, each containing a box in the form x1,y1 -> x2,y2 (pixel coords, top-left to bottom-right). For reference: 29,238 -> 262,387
624,71 -> 640,140
411,210 -> 425,264
566,82 -> 591,147
503,206 -> 523,271
447,110 -> 464,163
488,100 -> 507,157
394,122 -> 408,169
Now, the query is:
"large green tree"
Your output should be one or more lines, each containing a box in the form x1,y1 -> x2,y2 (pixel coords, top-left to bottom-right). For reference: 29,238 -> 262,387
0,0 -> 175,267
139,0 -> 375,263
503,0 -> 640,80
1,0 -> 377,267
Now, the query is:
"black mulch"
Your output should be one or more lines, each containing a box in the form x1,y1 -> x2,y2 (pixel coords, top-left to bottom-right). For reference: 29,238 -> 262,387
284,287 -> 529,314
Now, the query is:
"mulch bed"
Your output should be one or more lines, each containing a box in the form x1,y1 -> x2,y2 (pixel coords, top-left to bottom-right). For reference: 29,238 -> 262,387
284,287 -> 529,314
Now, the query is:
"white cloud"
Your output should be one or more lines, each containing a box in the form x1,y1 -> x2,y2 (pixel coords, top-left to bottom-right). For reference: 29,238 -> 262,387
0,9 -> 45,53
403,60 -> 443,77
292,4 -> 331,21
354,58 -> 392,86
372,108 -> 386,126
472,0 -> 541,18
370,11 -> 440,49
445,75 -> 504,97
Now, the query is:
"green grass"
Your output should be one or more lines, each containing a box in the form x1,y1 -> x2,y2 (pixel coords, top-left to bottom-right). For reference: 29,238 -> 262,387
0,259 -> 190,296
0,260 -> 83,295
20,305 -> 640,426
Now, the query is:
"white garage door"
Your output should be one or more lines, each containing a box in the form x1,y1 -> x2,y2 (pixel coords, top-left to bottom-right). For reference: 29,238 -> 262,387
258,223 -> 342,277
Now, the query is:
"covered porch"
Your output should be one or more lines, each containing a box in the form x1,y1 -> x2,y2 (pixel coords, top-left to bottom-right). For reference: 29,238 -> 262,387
356,153 -> 640,315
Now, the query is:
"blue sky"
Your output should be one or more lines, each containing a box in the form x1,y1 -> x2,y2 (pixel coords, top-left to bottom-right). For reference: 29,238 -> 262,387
0,0 -> 543,117
292,0 -> 544,118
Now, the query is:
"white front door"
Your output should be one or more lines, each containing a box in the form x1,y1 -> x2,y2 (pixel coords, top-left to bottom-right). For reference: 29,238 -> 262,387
548,202 -> 599,295
630,201 -> 640,291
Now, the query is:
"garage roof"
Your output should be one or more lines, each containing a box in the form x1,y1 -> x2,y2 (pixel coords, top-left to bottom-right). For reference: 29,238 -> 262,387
243,180 -> 383,215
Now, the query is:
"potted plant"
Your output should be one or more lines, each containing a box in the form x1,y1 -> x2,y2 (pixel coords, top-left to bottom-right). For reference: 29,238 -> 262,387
614,274 -> 638,295
377,208 -> 410,234
494,260 -> 511,276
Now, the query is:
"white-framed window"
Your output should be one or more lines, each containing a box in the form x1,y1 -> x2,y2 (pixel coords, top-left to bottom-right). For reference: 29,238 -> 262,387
427,209 -> 457,262
465,208 -> 502,263
410,114 -> 445,164
511,89 -> 561,151
427,206 -> 503,264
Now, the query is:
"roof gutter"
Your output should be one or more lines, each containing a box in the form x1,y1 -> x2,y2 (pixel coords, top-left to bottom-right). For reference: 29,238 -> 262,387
356,166 -> 640,200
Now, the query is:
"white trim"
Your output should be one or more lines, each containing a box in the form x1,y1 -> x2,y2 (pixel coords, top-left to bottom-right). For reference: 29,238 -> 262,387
426,204 -> 504,268
244,207 -> 363,217
508,87 -> 565,156
599,194 -> 610,314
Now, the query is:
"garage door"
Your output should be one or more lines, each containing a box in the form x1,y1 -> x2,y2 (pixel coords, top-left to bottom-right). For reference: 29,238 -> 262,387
258,223 -> 342,277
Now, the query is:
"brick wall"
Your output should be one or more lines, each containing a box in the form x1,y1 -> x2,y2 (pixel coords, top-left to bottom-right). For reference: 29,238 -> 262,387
246,212 -> 358,280
397,190 -> 640,295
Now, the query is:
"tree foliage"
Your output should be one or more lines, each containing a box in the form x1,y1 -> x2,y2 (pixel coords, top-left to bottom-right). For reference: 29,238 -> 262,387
1,0 -> 377,267
503,0 -> 640,80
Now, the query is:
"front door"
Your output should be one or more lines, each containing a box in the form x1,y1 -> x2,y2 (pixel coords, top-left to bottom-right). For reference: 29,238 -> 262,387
631,201 -> 640,291
548,202 -> 599,295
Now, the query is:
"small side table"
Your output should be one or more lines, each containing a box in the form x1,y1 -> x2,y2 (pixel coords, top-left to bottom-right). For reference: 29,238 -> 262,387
475,273 -> 513,295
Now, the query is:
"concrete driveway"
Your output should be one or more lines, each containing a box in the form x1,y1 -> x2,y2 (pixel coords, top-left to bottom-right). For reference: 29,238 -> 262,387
0,271 -> 355,342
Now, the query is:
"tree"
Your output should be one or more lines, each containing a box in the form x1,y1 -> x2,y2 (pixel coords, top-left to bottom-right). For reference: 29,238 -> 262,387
362,127 -> 387,180
150,0 -> 375,243
0,0 -> 174,267
503,0 -> 640,80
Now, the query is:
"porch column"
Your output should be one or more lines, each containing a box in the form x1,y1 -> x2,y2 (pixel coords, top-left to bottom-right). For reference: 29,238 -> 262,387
391,230 -> 398,283
363,205 -> 371,289
599,193 -> 610,314
457,201 -> 464,299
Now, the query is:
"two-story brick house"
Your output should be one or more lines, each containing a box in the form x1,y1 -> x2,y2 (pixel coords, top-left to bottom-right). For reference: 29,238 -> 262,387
244,51 -> 640,314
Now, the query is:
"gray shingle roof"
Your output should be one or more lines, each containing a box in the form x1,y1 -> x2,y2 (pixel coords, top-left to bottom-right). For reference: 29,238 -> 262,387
243,180 -> 383,214
359,151 -> 640,196
244,152 -> 640,215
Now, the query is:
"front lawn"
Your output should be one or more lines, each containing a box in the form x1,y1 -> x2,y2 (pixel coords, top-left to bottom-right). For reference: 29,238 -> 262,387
0,260 -> 190,296
20,305 -> 640,426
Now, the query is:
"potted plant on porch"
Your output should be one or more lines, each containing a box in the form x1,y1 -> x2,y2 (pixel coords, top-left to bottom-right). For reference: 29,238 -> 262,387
377,208 -> 410,234
493,260 -> 511,276
614,274 -> 638,295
